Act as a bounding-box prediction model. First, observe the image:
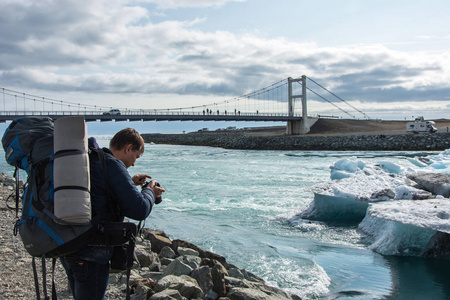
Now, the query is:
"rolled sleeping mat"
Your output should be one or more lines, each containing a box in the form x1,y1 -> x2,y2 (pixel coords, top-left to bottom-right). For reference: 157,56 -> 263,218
53,116 -> 91,224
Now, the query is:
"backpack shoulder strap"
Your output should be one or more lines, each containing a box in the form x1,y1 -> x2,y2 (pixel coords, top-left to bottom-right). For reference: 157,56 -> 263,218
95,148 -> 121,221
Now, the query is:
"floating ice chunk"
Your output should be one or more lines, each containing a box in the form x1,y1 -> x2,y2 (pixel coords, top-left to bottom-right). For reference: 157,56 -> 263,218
330,170 -> 352,180
429,162 -> 448,170
329,158 -> 365,180
407,158 -> 430,168
377,160 -> 403,174
359,199 -> 450,257
299,193 -> 369,222
333,158 -> 363,173
317,171 -> 405,203
359,214 -> 436,256
364,199 -> 450,234
418,150 -> 450,174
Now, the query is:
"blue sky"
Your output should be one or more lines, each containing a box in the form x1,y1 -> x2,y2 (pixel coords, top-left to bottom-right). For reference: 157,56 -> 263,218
1,0 -> 450,133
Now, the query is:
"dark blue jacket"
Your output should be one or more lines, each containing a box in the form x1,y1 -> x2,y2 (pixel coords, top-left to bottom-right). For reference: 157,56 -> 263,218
90,148 -> 155,221
68,148 -> 156,264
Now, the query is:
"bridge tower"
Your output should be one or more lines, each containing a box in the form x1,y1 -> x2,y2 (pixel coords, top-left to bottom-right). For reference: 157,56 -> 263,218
286,75 -> 317,135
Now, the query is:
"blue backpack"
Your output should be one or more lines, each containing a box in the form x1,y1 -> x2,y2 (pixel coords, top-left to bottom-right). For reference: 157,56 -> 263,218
2,116 -> 95,258
2,116 -> 137,299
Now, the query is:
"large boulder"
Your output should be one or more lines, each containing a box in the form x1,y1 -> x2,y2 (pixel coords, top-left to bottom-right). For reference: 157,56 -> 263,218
142,229 -> 173,253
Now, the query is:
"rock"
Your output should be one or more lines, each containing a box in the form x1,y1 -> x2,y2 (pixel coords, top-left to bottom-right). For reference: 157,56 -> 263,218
211,263 -> 227,297
201,258 -> 229,276
129,278 -> 156,289
135,246 -> 156,267
142,229 -> 173,253
227,287 -> 282,300
177,255 -> 201,269
160,246 -> 177,259
228,268 -> 245,279
173,239 -> 229,267
160,257 -> 174,266
177,246 -> 199,257
142,271 -> 164,282
150,289 -> 184,300
155,275 -> 204,299
163,259 -> 194,277
131,285 -> 153,300
225,277 -> 250,288
190,266 -> 213,294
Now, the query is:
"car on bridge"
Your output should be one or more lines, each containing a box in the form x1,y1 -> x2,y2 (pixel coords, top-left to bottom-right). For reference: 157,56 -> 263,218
103,109 -> 121,115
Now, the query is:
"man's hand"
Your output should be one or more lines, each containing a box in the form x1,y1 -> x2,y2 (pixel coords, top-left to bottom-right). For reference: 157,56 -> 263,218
148,180 -> 165,199
132,174 -> 152,186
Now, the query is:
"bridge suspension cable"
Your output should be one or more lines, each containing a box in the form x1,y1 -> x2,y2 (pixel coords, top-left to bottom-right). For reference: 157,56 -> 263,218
305,76 -> 372,119
305,87 -> 354,118
2,75 -> 369,120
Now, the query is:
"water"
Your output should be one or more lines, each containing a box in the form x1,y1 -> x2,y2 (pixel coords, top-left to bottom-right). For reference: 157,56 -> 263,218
1,140 -> 449,299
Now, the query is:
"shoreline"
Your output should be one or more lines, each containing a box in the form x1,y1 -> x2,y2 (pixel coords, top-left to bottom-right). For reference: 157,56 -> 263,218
142,132 -> 450,151
142,118 -> 450,151
0,174 -> 300,300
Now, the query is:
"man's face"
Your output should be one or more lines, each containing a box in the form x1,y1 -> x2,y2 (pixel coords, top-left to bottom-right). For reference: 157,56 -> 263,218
122,145 -> 143,168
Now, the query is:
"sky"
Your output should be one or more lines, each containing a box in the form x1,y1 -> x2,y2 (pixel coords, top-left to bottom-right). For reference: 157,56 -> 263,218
1,0 -> 450,133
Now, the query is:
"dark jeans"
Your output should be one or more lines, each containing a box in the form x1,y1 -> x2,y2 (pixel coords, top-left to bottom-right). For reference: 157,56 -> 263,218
60,256 -> 110,300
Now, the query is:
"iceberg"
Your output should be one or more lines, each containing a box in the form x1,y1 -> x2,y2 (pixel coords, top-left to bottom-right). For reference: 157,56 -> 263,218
359,199 -> 450,258
300,158 -> 412,222
364,199 -> 450,234
294,151 -> 450,259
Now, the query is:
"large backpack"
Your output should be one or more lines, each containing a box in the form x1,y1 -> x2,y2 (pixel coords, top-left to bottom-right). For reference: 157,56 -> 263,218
2,116 -> 95,258
2,116 -> 137,299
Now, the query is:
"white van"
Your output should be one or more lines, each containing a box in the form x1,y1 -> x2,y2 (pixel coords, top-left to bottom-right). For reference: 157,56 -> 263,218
406,117 -> 437,133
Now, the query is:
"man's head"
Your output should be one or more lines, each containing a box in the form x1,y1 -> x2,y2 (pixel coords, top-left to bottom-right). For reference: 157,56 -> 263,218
109,128 -> 145,168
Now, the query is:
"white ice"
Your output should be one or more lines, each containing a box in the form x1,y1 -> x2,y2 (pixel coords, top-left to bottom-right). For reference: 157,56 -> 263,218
296,150 -> 450,257
366,198 -> 450,234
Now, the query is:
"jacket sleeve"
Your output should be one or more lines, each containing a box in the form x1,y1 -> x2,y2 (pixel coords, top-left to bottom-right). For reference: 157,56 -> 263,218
105,157 -> 155,221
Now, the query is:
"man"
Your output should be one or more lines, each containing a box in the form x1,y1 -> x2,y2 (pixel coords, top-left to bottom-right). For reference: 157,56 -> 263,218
60,128 -> 165,300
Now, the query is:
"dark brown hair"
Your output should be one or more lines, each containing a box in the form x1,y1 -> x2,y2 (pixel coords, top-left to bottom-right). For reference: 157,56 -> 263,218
109,128 -> 145,152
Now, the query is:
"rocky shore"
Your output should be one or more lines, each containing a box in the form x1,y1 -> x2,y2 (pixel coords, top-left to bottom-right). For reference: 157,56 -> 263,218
142,132 -> 450,151
0,173 -> 300,300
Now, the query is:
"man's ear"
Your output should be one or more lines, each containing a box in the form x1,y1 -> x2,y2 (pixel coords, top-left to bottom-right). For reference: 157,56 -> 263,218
124,144 -> 133,153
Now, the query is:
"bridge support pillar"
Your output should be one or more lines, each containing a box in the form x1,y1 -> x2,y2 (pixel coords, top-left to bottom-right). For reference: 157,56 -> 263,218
286,117 -> 318,135
286,75 -> 316,135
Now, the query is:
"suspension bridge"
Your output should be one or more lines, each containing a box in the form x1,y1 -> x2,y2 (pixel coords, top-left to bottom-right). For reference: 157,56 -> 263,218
0,75 -> 371,135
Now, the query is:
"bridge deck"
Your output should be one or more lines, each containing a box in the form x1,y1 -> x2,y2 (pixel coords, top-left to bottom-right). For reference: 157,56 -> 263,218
0,114 -> 302,123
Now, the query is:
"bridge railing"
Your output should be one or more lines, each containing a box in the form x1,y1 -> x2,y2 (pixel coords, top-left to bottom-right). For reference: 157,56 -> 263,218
0,110 -> 300,117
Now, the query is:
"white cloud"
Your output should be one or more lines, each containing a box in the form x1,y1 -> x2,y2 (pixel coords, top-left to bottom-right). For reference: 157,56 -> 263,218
0,0 -> 450,121
136,0 -> 247,9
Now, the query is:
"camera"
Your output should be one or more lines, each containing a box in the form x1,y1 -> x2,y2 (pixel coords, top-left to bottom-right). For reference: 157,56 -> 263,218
143,180 -> 160,188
